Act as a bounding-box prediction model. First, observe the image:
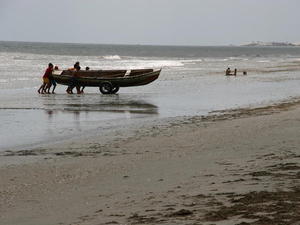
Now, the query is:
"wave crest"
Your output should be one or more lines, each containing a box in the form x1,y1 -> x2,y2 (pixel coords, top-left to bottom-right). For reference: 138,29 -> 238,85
103,55 -> 121,60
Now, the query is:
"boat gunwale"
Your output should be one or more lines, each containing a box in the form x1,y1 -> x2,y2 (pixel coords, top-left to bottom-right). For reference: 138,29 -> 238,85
52,69 -> 161,81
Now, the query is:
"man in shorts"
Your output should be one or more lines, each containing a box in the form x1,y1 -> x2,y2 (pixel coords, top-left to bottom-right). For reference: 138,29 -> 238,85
38,63 -> 54,94
45,65 -> 58,94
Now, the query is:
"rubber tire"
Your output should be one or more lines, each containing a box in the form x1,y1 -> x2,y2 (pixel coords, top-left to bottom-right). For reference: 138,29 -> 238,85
111,86 -> 120,94
99,82 -> 113,94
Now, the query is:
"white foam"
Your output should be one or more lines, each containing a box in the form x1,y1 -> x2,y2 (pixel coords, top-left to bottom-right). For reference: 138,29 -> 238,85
103,55 -> 121,60
204,58 -> 229,62
257,60 -> 271,63
181,59 -> 203,65
11,77 -> 31,81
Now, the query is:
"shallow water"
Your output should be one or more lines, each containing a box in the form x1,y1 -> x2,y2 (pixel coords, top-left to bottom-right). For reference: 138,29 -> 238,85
1,42 -> 300,151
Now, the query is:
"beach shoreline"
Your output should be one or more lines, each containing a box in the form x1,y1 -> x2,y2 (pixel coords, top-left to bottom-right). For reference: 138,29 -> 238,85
1,99 -> 300,225
2,96 -> 300,164
2,42 -> 300,153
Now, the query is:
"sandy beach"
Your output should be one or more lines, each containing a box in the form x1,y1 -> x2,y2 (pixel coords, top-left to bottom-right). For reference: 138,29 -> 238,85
2,1 -> 300,224
1,99 -> 300,225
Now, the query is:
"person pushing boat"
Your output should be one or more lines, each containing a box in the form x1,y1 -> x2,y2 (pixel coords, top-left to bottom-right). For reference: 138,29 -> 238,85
38,63 -> 53,94
66,62 -> 82,94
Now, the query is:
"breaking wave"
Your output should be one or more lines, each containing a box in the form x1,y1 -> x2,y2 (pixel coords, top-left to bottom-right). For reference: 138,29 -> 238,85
103,55 -> 122,60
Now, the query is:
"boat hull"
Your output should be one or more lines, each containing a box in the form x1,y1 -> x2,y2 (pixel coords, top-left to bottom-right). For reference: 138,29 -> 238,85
52,69 -> 161,88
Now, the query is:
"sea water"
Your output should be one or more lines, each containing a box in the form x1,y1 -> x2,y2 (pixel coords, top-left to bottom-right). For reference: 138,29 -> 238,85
1,41 -> 300,150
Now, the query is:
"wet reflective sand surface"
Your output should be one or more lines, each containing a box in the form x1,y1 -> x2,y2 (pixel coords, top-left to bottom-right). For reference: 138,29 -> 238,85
0,91 -> 160,150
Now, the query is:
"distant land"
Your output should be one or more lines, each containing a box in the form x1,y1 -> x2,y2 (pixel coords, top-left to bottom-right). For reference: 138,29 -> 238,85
242,41 -> 300,47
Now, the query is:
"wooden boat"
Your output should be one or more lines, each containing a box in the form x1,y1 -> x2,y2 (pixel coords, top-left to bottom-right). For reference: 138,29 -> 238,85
52,69 -> 161,94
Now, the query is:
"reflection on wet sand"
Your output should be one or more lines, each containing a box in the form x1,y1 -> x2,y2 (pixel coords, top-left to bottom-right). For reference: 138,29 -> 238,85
0,96 -> 159,150
44,99 -> 159,120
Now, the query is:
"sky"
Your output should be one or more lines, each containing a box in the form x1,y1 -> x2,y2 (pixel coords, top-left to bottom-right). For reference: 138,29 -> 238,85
0,0 -> 299,46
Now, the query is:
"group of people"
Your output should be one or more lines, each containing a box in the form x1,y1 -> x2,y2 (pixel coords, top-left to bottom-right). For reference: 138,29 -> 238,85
38,62 -> 90,94
38,63 -> 57,94
225,68 -> 247,76
225,67 -> 237,76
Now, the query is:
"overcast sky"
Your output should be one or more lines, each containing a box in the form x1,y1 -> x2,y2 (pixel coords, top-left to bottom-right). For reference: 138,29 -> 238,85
0,0 -> 299,46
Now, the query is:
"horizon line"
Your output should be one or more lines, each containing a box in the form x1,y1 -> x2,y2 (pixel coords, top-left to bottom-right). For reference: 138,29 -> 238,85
1,40 -> 299,48
0,39 -> 243,47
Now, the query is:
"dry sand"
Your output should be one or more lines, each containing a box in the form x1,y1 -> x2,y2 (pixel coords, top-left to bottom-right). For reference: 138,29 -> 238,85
1,100 -> 300,225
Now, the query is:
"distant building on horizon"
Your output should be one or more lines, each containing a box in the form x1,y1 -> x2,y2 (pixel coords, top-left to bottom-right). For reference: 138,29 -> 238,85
242,41 -> 300,47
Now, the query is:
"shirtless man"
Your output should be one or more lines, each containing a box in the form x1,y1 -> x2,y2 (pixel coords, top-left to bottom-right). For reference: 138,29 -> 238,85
66,62 -> 81,94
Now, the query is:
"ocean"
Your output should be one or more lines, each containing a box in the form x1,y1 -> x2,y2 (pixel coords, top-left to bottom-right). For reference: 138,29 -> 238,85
1,41 -> 300,151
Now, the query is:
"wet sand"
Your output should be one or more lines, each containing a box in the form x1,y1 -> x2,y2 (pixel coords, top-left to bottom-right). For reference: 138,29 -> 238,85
1,100 -> 300,225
